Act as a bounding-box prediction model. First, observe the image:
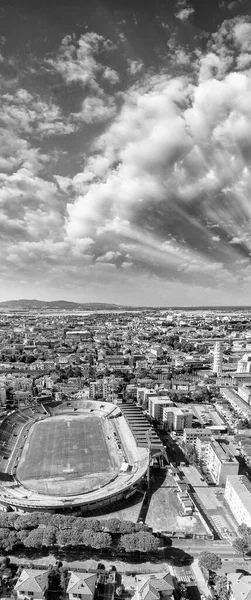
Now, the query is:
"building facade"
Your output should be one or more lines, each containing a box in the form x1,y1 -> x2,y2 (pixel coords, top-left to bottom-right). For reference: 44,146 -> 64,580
225,475 -> 251,527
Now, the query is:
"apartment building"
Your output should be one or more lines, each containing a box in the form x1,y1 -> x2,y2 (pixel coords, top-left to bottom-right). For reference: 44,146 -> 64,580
137,387 -> 156,406
163,407 -> 193,432
183,427 -> 216,444
237,385 -> 251,405
204,440 -> 239,485
14,390 -> 33,404
221,388 -> 251,420
237,353 -> 251,373
148,397 -> 173,421
225,475 -> 251,527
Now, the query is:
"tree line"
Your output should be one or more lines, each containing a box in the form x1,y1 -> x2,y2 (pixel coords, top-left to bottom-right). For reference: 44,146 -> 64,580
0,512 -> 159,554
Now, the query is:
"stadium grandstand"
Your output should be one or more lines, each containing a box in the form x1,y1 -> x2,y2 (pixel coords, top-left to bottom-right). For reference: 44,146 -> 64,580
0,400 -> 150,514
120,403 -> 167,466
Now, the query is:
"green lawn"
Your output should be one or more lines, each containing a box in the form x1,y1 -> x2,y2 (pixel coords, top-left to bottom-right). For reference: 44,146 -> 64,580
17,415 -> 112,482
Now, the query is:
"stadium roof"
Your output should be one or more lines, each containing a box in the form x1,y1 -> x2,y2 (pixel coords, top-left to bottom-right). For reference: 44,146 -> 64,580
120,404 -> 165,456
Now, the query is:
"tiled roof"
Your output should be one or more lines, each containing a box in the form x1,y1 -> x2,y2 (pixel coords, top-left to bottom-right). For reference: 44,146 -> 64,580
67,571 -> 96,596
14,569 -> 48,593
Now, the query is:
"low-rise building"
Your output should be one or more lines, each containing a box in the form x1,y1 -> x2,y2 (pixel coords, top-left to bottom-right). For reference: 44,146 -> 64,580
14,568 -> 48,600
228,572 -> 251,600
67,571 -> 97,600
136,572 -> 174,600
183,427 -> 216,444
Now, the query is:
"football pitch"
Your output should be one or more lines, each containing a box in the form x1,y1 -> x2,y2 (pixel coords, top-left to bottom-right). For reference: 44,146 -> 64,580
17,415 -> 119,496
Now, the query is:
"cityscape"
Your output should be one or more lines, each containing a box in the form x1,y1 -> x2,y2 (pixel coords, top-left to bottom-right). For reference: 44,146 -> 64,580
0,305 -> 250,599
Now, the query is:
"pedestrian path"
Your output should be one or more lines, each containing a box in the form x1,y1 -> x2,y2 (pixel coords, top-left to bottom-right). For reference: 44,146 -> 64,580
191,559 -> 211,597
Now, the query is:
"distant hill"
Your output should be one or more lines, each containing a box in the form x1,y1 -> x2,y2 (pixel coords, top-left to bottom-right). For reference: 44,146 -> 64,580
0,299 -> 122,310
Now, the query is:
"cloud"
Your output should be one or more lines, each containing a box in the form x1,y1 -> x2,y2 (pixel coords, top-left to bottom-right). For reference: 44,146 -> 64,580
229,236 -> 246,244
175,7 -> 195,21
58,18 -> 251,293
47,32 -> 119,92
127,59 -> 144,75
96,251 -> 121,262
0,89 -> 76,137
73,95 -> 117,124
2,13 -> 251,303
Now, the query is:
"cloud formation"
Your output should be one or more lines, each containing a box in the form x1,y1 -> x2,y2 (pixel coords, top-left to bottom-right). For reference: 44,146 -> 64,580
2,9 -> 251,304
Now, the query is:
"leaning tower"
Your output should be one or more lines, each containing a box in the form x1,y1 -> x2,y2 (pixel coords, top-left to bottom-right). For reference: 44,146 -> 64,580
212,341 -> 223,375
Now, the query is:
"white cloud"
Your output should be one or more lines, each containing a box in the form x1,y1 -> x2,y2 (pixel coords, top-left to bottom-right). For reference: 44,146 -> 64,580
175,7 -> 195,21
0,89 -> 76,137
73,95 -> 117,124
127,59 -> 144,75
48,32 -> 119,92
96,251 -> 121,262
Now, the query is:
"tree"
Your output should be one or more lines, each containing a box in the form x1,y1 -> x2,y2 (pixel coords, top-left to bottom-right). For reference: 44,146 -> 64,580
14,513 -> 41,530
198,552 -> 222,573
90,532 -> 112,549
238,524 -> 251,539
119,521 -> 135,534
105,518 -> 121,534
87,519 -> 102,532
81,529 -> 94,548
213,575 -> 228,600
56,529 -> 73,548
134,532 -> 159,553
59,566 -> 69,593
233,537 -> 250,558
23,529 -> 44,549
42,526 -> 57,547
71,517 -> 89,532
120,533 -> 138,553
120,532 -> 158,553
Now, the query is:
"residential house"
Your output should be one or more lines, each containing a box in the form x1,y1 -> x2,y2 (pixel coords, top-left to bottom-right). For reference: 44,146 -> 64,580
67,571 -> 97,600
227,572 -> 251,600
136,572 -> 174,600
14,568 -> 48,600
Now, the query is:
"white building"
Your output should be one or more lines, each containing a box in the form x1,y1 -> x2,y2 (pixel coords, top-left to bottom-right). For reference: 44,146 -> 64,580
204,440 -> 239,485
212,341 -> 223,375
225,475 -> 251,527
163,407 -> 193,432
237,353 -> 251,373
237,385 -> 251,405
148,397 -> 173,421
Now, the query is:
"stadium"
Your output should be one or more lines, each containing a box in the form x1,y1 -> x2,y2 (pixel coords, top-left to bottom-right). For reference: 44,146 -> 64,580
0,400 -> 160,514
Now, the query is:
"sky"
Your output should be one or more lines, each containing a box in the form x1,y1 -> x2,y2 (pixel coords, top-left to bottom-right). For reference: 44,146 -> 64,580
1,0 -> 251,306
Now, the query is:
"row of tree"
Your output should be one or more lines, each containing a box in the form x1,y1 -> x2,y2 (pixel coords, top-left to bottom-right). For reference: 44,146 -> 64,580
0,512 -> 148,535
0,526 -> 159,554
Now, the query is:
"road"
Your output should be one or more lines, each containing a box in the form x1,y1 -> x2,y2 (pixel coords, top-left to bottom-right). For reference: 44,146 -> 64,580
171,539 -> 240,558
172,566 -> 195,583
